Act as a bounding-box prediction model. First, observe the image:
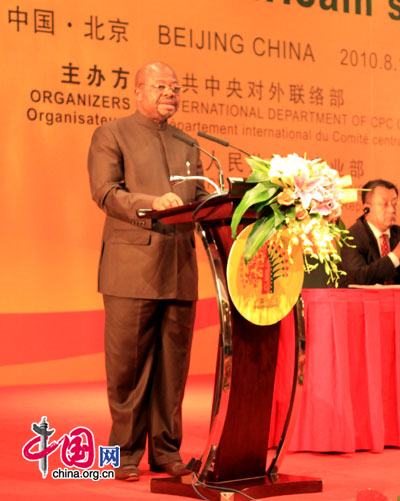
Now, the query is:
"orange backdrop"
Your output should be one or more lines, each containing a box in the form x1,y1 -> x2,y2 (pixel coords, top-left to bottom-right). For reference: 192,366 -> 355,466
2,0 -> 400,385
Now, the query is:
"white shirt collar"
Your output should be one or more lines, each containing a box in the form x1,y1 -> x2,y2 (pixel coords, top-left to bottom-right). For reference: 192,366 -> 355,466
366,220 -> 390,240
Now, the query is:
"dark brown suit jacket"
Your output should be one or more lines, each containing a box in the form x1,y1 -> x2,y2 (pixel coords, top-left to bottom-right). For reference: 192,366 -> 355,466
88,111 -> 208,300
339,215 -> 400,287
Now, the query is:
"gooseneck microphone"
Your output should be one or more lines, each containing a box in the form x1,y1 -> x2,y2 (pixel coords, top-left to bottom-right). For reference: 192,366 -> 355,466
172,132 -> 225,191
170,174 -> 221,194
197,131 -> 252,157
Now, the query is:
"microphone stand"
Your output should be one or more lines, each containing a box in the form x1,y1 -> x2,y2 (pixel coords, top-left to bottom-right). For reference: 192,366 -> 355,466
172,132 -> 225,192
197,130 -> 252,157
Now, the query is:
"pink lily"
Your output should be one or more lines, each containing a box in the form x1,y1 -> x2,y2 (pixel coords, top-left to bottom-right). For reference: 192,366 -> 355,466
293,174 -> 325,209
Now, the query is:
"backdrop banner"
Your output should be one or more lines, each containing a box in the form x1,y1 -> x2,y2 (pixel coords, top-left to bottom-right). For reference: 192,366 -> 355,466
2,0 -> 400,384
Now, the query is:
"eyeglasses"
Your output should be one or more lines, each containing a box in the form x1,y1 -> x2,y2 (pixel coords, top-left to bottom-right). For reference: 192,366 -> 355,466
145,83 -> 181,95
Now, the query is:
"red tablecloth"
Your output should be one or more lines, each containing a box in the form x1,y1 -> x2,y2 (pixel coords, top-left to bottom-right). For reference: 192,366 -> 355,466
271,288 -> 400,453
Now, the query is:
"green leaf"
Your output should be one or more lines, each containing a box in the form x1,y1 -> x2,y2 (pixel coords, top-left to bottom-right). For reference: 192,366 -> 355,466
271,202 -> 287,227
231,183 -> 279,238
244,217 -> 277,263
245,157 -> 272,183
336,218 -> 346,231
246,156 -> 271,172
283,205 -> 297,219
247,170 -> 271,183
254,201 -> 274,215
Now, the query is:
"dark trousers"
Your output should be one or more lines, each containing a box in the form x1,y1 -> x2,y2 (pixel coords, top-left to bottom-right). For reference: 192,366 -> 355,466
103,295 -> 196,467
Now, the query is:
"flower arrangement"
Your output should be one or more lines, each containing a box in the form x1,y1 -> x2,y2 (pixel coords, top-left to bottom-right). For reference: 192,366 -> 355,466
231,153 -> 356,287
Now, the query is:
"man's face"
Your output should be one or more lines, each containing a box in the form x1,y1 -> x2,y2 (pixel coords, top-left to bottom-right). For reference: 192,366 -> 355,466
365,186 -> 398,232
135,64 -> 180,122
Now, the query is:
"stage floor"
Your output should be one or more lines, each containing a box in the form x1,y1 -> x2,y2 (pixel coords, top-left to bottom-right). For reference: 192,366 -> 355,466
1,375 -> 399,500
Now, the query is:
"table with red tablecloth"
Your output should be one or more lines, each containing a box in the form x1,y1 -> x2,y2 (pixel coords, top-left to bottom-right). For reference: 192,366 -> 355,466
270,288 -> 400,453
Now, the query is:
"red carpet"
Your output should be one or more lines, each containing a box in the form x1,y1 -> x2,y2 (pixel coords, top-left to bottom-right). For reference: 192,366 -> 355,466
1,375 -> 399,500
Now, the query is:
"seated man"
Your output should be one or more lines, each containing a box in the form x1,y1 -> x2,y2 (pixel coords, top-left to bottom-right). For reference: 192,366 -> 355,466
339,179 -> 400,287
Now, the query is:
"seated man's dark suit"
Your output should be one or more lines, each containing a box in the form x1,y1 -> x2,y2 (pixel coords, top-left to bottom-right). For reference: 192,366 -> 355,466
339,215 -> 400,287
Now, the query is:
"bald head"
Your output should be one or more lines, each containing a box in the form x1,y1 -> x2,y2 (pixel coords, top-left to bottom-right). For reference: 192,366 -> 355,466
135,62 -> 176,88
134,62 -> 180,122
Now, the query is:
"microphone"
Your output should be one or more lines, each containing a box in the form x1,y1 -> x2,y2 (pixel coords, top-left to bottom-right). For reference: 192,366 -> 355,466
363,206 -> 370,214
173,132 -> 225,191
170,175 -> 221,194
197,131 -> 251,157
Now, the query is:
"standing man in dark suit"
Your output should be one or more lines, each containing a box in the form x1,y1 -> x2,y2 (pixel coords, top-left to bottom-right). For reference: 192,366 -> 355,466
339,179 -> 400,287
88,61 -> 208,481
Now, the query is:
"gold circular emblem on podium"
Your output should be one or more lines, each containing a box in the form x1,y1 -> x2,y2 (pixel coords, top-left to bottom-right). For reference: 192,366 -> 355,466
227,224 -> 304,325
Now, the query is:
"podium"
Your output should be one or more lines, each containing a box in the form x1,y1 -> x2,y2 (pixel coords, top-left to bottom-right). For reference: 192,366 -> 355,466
139,183 -> 322,499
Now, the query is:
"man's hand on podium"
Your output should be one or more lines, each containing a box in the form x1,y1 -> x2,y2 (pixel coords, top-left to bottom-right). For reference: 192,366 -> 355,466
152,192 -> 183,211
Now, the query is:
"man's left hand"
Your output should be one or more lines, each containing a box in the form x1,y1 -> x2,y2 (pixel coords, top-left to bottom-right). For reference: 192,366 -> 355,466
152,192 -> 183,211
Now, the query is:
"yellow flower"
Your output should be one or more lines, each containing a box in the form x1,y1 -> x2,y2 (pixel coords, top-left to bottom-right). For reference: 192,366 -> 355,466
295,206 -> 307,220
277,190 -> 294,206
